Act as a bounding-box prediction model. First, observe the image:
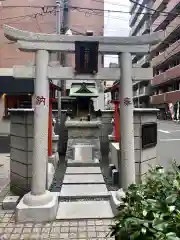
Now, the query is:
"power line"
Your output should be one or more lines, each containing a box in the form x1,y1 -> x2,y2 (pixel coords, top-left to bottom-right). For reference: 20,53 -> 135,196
0,3 -> 178,58
92,0 -> 130,8
0,5 -> 45,8
130,0 -> 178,17
0,8 -> 55,22
0,6 -> 178,31
0,4 -> 179,16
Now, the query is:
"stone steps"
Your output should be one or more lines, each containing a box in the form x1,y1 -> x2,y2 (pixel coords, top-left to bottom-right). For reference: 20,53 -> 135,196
65,166 -> 101,174
56,201 -> 113,220
59,184 -> 110,200
63,174 -> 105,184
67,159 -> 100,167
56,165 -> 114,220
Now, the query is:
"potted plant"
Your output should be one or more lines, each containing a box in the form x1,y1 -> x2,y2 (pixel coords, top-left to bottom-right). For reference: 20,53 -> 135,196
110,164 -> 180,240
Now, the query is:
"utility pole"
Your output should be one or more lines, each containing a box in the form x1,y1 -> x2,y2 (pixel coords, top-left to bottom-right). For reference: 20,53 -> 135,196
56,0 -> 62,120
61,0 -> 69,96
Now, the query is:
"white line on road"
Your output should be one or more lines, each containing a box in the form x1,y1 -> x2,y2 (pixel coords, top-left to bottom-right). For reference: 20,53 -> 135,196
158,130 -> 170,134
160,139 -> 180,141
169,130 -> 180,132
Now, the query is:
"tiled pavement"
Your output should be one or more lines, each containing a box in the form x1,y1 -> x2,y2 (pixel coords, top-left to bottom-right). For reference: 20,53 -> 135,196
0,209 -> 114,240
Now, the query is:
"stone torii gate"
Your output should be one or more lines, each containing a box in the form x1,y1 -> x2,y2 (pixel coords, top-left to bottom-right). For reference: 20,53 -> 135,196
3,25 -> 163,222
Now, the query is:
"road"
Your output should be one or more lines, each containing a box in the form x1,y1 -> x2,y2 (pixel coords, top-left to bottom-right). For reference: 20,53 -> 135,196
157,120 -> 180,170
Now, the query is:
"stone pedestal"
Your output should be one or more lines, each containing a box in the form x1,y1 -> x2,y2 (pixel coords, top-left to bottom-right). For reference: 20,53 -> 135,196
16,191 -> 58,222
109,108 -> 158,185
73,144 -> 94,162
65,120 -> 102,162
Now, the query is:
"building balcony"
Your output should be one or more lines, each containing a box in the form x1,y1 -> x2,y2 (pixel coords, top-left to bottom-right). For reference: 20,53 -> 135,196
130,1 -> 138,14
151,16 -> 180,55
151,64 -> 180,86
133,85 -> 151,99
130,8 -> 148,36
152,0 -> 169,11
129,0 -> 144,27
136,55 -> 149,67
151,39 -> 180,67
133,89 -> 139,97
151,90 -> 180,104
152,0 -> 164,11
151,0 -> 180,32
150,93 -> 165,105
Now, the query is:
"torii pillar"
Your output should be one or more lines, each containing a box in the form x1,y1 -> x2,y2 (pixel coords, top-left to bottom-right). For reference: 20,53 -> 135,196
119,53 -> 134,189
19,50 -> 58,222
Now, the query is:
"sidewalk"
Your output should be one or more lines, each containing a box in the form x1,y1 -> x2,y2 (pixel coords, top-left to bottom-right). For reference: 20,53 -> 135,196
0,154 -> 10,202
0,210 -> 114,240
0,155 -> 114,239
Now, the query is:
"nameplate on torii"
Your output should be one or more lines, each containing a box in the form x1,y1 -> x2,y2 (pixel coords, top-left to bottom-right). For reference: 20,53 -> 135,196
13,66 -> 153,81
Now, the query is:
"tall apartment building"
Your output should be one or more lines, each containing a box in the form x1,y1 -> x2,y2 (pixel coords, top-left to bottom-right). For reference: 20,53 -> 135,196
0,0 -> 104,121
150,0 -> 180,119
129,0 -> 153,108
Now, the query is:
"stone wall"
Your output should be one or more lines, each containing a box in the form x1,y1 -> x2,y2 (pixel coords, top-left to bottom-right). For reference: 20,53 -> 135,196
9,109 -> 62,196
134,110 -> 157,182
9,109 -> 33,196
109,108 -> 158,184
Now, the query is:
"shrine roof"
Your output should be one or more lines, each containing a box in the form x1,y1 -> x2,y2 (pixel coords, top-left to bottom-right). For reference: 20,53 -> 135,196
69,82 -> 99,97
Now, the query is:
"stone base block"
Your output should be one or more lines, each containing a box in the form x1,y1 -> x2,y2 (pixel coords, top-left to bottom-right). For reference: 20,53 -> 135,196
73,144 -> 94,162
15,192 -> 58,222
52,135 -> 59,153
109,191 -> 120,215
108,135 -> 115,141
48,152 -> 59,168
47,163 -> 55,189
109,190 -> 125,215
2,196 -> 20,210
112,169 -> 119,186
109,164 -> 116,177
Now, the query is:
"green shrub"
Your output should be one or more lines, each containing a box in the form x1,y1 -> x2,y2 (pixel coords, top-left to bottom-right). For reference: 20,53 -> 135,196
110,164 -> 180,240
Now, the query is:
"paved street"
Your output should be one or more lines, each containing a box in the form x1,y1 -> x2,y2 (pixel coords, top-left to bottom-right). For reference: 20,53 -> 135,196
157,120 -> 180,169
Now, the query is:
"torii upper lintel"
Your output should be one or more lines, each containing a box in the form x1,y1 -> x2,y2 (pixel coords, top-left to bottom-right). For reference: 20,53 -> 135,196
3,24 -> 164,46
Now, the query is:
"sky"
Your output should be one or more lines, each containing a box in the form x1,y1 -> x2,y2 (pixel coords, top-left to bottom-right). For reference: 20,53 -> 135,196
104,0 -> 130,67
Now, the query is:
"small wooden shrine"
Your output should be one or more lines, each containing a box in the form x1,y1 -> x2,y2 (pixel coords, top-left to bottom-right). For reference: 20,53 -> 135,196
69,82 -> 99,119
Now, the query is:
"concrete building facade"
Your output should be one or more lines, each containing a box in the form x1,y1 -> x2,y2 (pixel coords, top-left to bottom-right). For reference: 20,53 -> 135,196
129,0 -> 153,108
150,0 -> 180,119
0,0 -> 104,68
130,0 -> 180,119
